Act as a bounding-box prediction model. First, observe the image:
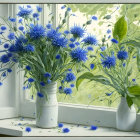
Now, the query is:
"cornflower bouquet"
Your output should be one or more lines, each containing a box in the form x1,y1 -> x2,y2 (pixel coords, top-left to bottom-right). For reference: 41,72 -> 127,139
77,16 -> 140,110
0,5 -> 98,98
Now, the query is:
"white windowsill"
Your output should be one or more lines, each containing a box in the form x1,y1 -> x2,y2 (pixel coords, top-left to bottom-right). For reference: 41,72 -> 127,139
0,118 -> 139,136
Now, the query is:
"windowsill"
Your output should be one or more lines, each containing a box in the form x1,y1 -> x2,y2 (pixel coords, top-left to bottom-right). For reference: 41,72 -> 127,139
0,118 -> 139,136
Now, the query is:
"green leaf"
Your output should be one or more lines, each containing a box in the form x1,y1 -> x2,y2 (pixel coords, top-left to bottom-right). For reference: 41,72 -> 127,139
126,95 -> 133,108
113,16 -> 127,42
132,96 -> 140,108
128,85 -> 140,96
137,48 -> 140,71
76,72 -> 94,90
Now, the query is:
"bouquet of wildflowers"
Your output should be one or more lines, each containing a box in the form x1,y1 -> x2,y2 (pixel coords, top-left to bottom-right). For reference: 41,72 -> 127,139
76,16 -> 140,110
0,5 -> 98,98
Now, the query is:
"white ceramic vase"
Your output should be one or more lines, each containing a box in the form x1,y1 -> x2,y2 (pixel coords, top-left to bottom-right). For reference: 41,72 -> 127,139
116,97 -> 136,131
36,82 -> 58,128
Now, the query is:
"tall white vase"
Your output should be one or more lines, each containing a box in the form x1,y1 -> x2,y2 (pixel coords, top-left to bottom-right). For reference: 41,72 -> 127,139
36,82 -> 58,128
116,97 -> 136,131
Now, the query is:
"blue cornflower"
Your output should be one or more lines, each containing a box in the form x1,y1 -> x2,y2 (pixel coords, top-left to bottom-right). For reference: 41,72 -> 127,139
1,54 -> 10,63
47,29 -> 61,40
101,54 -> 116,69
46,23 -> 52,29
26,65 -> 31,70
65,72 -> 76,82
1,26 -> 7,31
90,125 -> 98,130
69,43 -> 75,48
28,24 -> 46,39
18,26 -> 24,31
100,46 -> 106,51
17,6 -> 32,18
106,91 -> 113,96
58,123 -> 64,128
37,92 -> 44,98
133,56 -> 136,58
64,30 -> 69,34
7,68 -> 12,73
52,36 -> 68,48
8,33 -> 15,40
64,88 -> 72,94
25,127 -> 31,132
132,79 -> 136,82
70,25 -> 85,38
0,82 -> 3,86
68,69 -> 72,71
40,81 -> 46,86
61,5 -> 66,9
90,64 -> 95,70
7,53 -> 12,58
70,47 -> 88,62
61,80 -> 65,83
62,128 -> 70,133
111,38 -> 118,44
87,46 -> 94,51
9,17 -> 16,22
67,7 -> 71,11
37,6 -> 42,12
27,5 -> 31,8
92,16 -> 98,21
33,13 -> 39,18
12,57 -> 18,63
123,63 -> 126,67
70,84 -> 75,88
44,72 -> 51,78
28,78 -> 34,83
25,44 -> 35,52
47,79 -> 51,84
18,19 -> 23,23
83,35 -> 98,45
56,54 -> 61,59
75,42 -> 80,46
117,50 -> 128,60
70,38 -> 76,42
4,43 -> 9,49
59,86 -> 63,90
108,35 -> 111,39
2,72 -> 6,77
107,29 -> 111,34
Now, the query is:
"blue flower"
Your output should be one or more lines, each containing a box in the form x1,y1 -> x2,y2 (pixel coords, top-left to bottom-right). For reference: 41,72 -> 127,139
18,19 -> 23,23
70,25 -> 85,38
70,84 -> 75,88
65,72 -> 76,82
61,5 -> 66,9
2,72 -> 6,77
107,29 -> 111,34
64,88 -> 72,94
108,35 -> 111,39
111,38 -> 118,44
37,6 -> 42,12
33,13 -> 39,18
70,38 -> 76,42
64,30 -> 69,34
40,81 -> 46,86
90,64 -> 95,70
68,69 -> 72,71
69,43 -> 75,48
92,16 -> 98,20
47,79 -> 51,84
26,65 -> 31,70
58,123 -> 64,128
0,82 -> 3,86
117,50 -> 128,60
90,125 -> 98,130
7,68 -> 12,73
27,5 -> 31,8
8,33 -> 15,40
1,26 -> 7,31
4,43 -> 9,49
75,42 -> 80,46
59,86 -> 63,90
25,127 -> 31,132
37,92 -> 44,98
56,54 -> 61,59
28,78 -> 34,83
18,26 -> 24,31
132,79 -> 136,82
28,24 -> 46,39
46,23 -> 52,29
70,47 -> 88,62
1,54 -> 10,63
87,46 -> 94,51
67,7 -> 71,11
101,54 -> 116,69
123,63 -> 126,67
52,36 -> 68,48
83,35 -> 98,45
62,128 -> 70,133
106,91 -> 114,96
25,44 -> 35,52
9,17 -> 16,22
100,46 -> 106,51
44,72 -> 51,78
61,80 -> 65,83
133,56 -> 136,58
47,29 -> 61,40
17,6 -> 32,18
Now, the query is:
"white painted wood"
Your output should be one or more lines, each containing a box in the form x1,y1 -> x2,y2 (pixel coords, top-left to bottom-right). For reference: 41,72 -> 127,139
0,117 -> 139,136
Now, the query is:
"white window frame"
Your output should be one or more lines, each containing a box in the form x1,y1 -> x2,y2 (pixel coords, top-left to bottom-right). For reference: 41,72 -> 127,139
15,3 -> 140,131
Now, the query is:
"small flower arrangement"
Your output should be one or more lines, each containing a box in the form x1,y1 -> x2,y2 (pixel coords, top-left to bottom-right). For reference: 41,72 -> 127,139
0,5 -> 98,98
